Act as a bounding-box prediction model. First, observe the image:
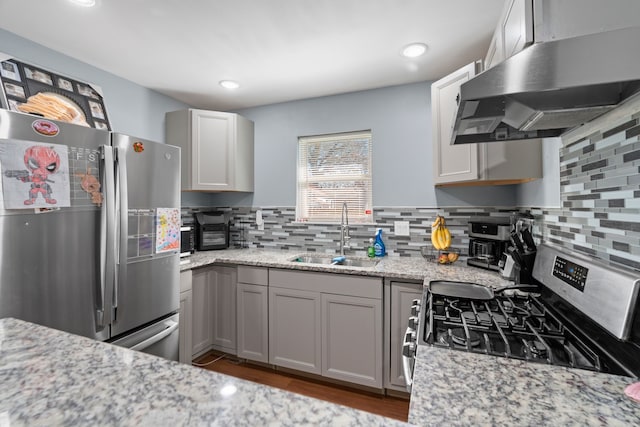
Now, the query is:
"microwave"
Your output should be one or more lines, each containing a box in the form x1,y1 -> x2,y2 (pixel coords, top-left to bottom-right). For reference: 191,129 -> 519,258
180,225 -> 195,257
195,212 -> 230,250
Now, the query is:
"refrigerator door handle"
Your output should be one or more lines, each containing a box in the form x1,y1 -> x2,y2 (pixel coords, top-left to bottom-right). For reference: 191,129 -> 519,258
130,319 -> 179,352
114,146 -> 129,321
99,145 -> 116,331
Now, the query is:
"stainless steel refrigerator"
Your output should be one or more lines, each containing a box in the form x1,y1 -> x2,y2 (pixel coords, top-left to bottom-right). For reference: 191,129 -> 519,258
0,110 -> 181,360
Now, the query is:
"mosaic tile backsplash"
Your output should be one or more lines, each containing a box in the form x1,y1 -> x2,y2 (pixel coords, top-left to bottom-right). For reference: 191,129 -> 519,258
530,97 -> 640,272
185,205 -> 521,258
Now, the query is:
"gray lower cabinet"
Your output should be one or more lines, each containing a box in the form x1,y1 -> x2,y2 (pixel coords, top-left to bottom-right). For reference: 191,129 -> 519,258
385,280 -> 423,391
191,268 -> 212,358
237,266 -> 269,363
269,286 -> 322,374
179,270 -> 193,364
322,293 -> 383,388
210,266 -> 237,354
268,269 -> 383,388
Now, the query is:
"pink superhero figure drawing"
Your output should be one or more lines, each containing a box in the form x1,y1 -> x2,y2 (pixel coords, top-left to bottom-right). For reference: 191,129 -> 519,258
4,145 -> 61,205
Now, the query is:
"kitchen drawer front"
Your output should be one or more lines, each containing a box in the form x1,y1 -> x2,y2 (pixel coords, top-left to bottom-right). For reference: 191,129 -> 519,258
237,266 -> 268,286
269,269 -> 382,299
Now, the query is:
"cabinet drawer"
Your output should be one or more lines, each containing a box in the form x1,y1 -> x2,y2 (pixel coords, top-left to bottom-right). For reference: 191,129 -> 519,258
269,269 -> 381,299
237,266 -> 268,286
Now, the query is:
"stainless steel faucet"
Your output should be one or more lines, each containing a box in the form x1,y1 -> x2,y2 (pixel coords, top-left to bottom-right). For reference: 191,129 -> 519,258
340,202 -> 350,256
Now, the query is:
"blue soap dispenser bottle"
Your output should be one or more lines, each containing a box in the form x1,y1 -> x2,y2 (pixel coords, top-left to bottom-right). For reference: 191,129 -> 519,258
374,228 -> 386,257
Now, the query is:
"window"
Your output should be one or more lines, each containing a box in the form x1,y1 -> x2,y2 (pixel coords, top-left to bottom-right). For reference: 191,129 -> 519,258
297,131 -> 373,223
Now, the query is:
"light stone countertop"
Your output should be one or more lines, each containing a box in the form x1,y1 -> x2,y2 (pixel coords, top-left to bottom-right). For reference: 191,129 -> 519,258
409,346 -> 640,426
0,318 -> 410,427
181,248 -> 514,288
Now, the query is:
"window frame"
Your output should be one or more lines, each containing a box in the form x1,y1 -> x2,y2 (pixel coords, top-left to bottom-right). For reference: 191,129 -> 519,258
296,130 -> 373,224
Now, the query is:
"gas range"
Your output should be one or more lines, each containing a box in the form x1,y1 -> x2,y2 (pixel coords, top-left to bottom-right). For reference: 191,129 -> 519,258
421,290 -> 616,373
405,244 -> 640,386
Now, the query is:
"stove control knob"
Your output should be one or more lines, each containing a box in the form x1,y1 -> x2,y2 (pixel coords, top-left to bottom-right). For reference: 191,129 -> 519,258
408,316 -> 419,330
412,298 -> 421,306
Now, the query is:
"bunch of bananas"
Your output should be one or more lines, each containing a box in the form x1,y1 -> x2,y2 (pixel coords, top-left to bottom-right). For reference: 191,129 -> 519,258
430,215 -> 452,251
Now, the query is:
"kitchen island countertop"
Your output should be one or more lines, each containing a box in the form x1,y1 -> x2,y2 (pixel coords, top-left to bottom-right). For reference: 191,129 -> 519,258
0,317 -> 409,427
409,345 -> 640,426
181,248 -> 513,288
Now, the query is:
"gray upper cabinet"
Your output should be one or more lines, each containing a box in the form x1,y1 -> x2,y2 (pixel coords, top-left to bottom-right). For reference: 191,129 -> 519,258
165,109 -> 254,192
431,11 -> 542,186
484,0 -> 532,70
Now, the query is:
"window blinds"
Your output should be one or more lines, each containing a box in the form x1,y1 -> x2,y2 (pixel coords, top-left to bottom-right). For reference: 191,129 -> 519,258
297,131 -> 373,223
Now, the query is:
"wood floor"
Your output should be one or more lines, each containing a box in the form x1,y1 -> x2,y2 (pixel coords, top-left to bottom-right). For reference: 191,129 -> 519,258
193,352 -> 410,422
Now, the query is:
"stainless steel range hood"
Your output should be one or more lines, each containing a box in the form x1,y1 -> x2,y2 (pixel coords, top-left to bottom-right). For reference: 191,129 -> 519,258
451,26 -> 640,144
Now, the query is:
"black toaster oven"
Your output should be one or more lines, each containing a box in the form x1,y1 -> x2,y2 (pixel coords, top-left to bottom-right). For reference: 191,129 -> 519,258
195,211 -> 229,250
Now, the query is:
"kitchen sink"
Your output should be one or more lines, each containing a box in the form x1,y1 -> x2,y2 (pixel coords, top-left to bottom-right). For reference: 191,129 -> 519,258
290,255 -> 380,268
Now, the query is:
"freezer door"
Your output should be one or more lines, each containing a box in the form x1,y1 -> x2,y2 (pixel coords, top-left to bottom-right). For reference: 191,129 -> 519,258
109,312 -> 179,361
0,110 -> 113,341
110,134 -> 181,337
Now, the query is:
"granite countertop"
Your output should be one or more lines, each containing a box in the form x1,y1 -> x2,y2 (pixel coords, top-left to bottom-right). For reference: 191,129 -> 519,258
0,318 -> 410,427
181,248 -> 513,288
409,345 -> 640,426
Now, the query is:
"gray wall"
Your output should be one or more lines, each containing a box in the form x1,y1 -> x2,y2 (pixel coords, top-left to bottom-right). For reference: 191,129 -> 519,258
517,137 -> 562,208
208,82 -> 519,208
0,28 -> 189,143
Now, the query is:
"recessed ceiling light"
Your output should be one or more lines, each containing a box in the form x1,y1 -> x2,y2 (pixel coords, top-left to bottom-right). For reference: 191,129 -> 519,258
402,43 -> 428,58
69,0 -> 96,7
219,80 -> 240,90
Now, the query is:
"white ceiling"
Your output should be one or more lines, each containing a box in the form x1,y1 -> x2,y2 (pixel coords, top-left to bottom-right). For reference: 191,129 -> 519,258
0,0 -> 504,111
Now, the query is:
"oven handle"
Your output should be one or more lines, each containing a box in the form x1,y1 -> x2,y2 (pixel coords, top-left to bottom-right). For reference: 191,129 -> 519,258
402,326 -> 415,392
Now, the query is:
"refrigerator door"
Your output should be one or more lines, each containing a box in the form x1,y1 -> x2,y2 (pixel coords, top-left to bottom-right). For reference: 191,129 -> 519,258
0,110 -> 113,341
110,312 -> 180,361
110,133 -> 180,337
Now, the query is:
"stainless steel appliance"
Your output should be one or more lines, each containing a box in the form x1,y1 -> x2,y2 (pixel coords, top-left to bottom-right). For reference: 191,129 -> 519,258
451,26 -> 640,145
195,211 -> 229,250
467,219 -> 511,271
403,243 -> 640,391
0,110 -> 181,361
180,215 -> 195,257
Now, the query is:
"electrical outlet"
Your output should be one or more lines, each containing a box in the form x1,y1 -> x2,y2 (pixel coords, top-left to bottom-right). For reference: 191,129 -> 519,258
394,221 -> 410,236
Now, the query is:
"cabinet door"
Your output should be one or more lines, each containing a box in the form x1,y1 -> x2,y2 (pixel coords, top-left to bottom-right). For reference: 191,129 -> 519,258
210,266 -> 237,354
389,282 -> 422,390
484,26 -> 505,71
179,289 -> 193,364
237,282 -> 268,363
501,0 -> 533,59
322,294 -> 383,388
431,62 -> 480,184
190,110 -> 236,191
191,269 -> 211,357
269,287 -> 321,374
